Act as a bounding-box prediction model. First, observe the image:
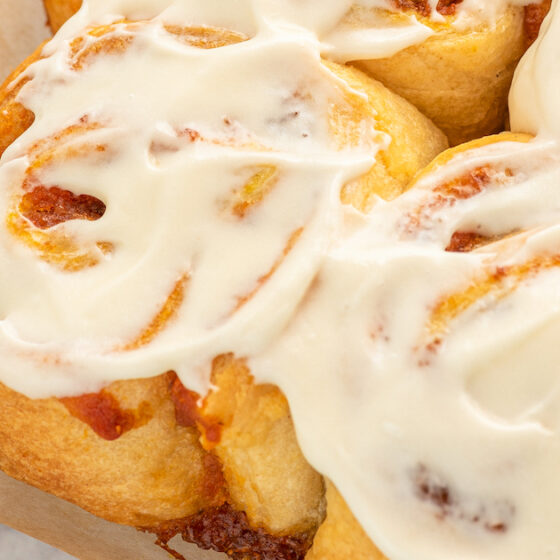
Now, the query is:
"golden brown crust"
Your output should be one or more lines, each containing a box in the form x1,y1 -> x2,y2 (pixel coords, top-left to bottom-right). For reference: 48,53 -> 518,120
324,61 -> 447,210
0,42 -> 43,158
357,6 -> 529,146
392,0 -> 464,17
148,503 -> 316,560
0,368 -> 325,557
306,482 -> 388,560
200,355 -> 327,536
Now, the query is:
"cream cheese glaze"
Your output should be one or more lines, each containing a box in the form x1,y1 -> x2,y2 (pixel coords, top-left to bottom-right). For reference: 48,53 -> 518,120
0,0 -> 557,559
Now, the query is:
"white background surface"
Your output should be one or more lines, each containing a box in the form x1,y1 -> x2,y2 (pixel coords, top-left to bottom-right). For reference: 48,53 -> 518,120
0,525 -> 75,559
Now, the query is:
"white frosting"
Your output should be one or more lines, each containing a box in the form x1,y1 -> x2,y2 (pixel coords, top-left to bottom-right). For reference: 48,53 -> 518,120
0,0 -> 556,559
53,0 -> 536,63
510,0 -> 558,136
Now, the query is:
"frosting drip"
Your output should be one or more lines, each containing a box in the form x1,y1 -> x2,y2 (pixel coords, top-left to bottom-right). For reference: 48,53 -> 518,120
0,0 -> 557,560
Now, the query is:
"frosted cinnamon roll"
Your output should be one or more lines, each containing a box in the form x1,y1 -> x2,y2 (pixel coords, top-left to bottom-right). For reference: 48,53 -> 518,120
0,3 -> 445,559
302,4 -> 560,557
3,0 -> 560,559
42,0 -> 550,145
356,1 -> 551,145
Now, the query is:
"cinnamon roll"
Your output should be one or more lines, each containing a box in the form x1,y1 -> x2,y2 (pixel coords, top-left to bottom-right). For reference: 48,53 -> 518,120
355,1 -> 551,145
3,1 -> 560,559
0,5 -> 446,559
42,0 -> 550,145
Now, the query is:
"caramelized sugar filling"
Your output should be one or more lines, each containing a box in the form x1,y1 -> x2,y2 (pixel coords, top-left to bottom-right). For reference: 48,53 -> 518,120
167,371 -> 223,449
445,231 -> 519,253
20,185 -> 106,229
121,275 -> 190,351
446,231 -> 495,253
425,252 -> 560,352
61,390 -> 153,440
405,165 -> 512,233
148,503 -> 315,560
5,118 -> 113,271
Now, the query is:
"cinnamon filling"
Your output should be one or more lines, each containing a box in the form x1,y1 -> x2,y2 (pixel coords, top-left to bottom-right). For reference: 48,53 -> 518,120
60,390 -> 152,440
525,1 -> 552,46
391,0 -> 464,17
413,464 -> 515,533
445,231 -> 518,253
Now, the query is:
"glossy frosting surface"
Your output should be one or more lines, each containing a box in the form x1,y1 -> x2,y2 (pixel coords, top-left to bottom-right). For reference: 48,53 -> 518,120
0,0 -> 557,559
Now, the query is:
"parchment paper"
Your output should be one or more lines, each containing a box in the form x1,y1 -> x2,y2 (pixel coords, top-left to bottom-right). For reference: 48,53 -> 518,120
0,0 -> 50,82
